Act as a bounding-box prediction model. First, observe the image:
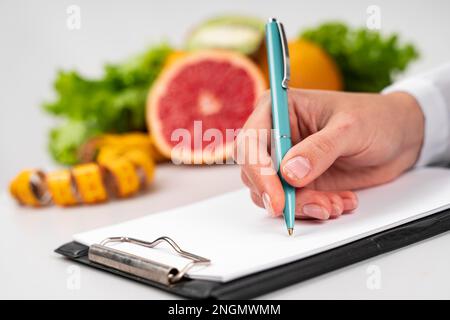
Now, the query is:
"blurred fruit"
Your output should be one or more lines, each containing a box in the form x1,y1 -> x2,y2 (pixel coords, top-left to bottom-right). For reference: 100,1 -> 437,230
147,50 -> 266,164
185,15 -> 265,57
163,50 -> 188,68
259,39 -> 343,91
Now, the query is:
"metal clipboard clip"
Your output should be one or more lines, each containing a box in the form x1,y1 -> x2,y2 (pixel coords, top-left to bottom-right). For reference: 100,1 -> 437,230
88,236 -> 211,286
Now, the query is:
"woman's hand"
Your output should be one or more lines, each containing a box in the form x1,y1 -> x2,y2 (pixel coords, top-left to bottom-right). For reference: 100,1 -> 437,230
235,89 -> 424,220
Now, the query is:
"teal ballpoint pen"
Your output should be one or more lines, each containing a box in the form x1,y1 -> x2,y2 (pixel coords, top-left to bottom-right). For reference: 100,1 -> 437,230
265,18 -> 296,236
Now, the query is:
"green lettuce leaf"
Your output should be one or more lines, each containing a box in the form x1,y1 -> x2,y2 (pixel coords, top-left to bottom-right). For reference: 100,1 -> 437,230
300,22 -> 419,92
43,43 -> 172,165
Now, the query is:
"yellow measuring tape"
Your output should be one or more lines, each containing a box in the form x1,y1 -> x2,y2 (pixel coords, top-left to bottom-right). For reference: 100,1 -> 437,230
9,134 -> 157,207
9,169 -> 50,207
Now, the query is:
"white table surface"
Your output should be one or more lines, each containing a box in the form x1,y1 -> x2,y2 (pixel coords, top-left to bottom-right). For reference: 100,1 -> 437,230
1,164 -> 449,300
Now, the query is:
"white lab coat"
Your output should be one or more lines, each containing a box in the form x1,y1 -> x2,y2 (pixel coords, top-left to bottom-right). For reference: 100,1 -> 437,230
384,64 -> 450,166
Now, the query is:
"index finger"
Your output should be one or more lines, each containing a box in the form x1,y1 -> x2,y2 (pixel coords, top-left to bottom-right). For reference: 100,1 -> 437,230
234,92 -> 285,215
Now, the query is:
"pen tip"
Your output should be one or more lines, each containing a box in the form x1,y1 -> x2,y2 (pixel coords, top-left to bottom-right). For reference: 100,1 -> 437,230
288,228 -> 293,236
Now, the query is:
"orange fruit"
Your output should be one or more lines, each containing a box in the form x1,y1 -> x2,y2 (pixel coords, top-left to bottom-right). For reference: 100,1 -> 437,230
259,39 -> 343,91
163,51 -> 188,68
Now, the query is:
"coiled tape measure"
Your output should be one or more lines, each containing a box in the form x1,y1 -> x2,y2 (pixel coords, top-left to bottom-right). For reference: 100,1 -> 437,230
9,148 -> 155,207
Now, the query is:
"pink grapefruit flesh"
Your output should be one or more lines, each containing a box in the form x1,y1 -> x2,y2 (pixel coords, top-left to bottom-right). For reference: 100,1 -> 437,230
147,50 -> 266,163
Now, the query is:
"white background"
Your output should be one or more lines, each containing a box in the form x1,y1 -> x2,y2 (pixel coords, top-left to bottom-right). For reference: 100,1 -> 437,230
1,0 -> 450,188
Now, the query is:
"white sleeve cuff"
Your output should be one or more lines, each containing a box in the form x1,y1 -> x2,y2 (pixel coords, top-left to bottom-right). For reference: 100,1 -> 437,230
383,78 -> 450,167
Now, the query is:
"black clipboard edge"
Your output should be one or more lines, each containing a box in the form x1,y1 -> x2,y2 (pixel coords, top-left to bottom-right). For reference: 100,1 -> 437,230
55,208 -> 450,299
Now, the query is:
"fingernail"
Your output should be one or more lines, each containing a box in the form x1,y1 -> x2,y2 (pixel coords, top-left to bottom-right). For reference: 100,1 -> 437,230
283,156 -> 311,181
343,198 -> 357,211
332,203 -> 343,216
302,204 -> 329,220
262,192 -> 276,217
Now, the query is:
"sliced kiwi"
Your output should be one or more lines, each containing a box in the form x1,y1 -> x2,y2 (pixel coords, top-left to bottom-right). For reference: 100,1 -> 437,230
185,15 -> 265,56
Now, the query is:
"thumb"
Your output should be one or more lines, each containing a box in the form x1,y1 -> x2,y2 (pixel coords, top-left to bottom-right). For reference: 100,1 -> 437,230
280,119 -> 353,188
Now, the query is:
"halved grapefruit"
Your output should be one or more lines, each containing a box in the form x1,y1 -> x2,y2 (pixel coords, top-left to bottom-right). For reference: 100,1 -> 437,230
147,50 -> 266,164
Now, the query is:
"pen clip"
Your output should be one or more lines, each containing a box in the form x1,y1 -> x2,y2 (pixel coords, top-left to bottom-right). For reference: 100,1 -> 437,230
275,20 -> 290,89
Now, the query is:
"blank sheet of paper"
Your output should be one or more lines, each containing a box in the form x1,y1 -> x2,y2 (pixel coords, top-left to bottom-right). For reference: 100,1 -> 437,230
74,168 -> 450,282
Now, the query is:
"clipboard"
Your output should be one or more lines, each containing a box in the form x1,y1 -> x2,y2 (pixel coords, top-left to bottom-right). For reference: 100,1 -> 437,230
55,207 -> 450,299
